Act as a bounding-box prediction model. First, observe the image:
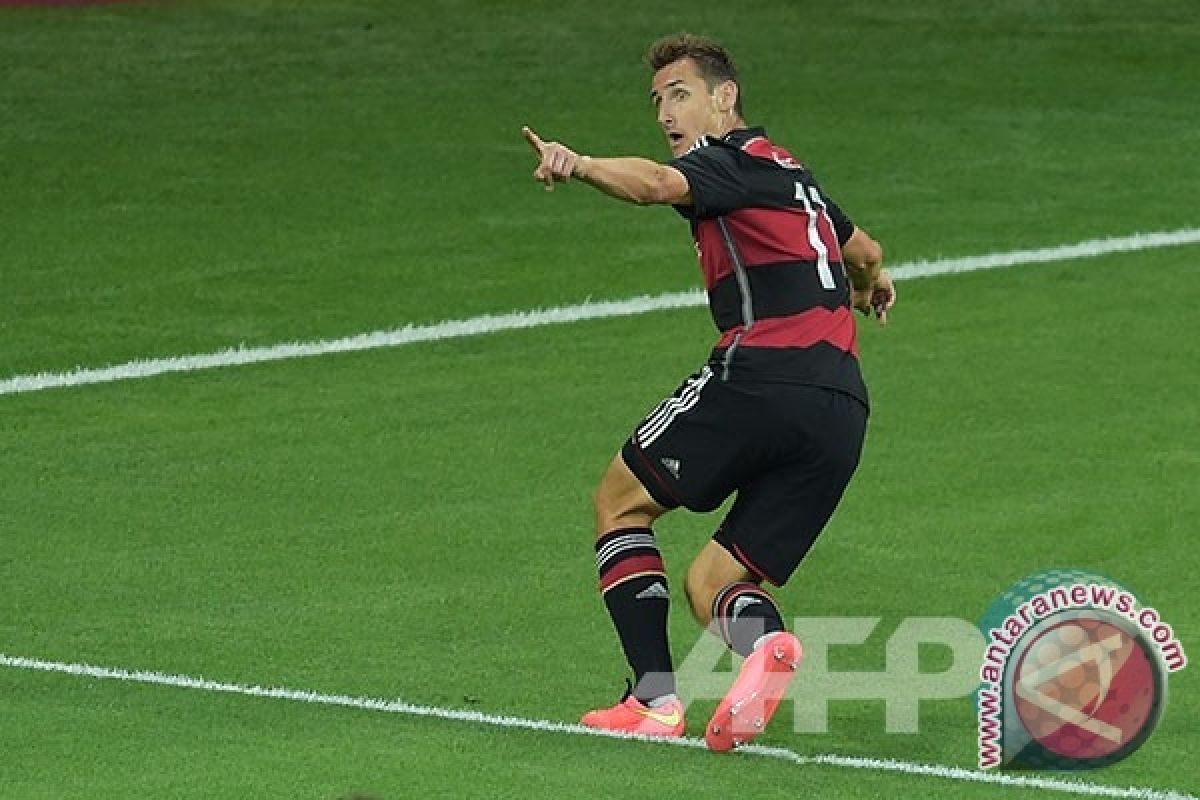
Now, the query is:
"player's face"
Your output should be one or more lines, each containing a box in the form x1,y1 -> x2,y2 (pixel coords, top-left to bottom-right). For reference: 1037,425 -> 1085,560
651,58 -> 729,157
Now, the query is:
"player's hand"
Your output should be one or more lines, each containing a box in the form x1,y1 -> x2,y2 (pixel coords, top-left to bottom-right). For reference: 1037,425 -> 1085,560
522,126 -> 581,191
852,269 -> 896,326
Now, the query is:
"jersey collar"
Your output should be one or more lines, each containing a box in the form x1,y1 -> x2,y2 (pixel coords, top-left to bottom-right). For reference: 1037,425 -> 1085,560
721,127 -> 767,147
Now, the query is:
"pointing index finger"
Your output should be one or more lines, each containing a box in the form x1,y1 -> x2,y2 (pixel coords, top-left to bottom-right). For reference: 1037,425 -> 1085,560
522,126 -> 545,155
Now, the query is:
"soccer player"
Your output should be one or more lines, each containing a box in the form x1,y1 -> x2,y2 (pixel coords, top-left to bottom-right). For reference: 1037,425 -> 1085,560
523,33 -> 894,751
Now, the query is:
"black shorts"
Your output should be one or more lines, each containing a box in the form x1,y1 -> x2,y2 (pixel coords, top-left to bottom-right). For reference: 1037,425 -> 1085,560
621,366 -> 867,586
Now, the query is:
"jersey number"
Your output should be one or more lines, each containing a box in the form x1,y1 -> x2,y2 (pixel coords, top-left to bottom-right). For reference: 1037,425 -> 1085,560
795,183 -> 837,290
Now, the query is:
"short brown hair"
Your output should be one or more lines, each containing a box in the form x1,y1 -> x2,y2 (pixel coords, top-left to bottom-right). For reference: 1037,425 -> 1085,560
646,33 -> 742,115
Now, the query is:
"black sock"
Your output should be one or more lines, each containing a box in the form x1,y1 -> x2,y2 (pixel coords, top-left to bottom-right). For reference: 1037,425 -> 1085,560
711,581 -> 785,657
595,528 -> 675,703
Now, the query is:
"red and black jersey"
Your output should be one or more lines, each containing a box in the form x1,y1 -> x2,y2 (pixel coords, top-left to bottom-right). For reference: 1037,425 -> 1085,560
669,127 -> 867,406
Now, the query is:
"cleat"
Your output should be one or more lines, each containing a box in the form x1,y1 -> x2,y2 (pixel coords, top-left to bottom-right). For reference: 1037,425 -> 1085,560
705,632 -> 803,752
581,692 -> 686,738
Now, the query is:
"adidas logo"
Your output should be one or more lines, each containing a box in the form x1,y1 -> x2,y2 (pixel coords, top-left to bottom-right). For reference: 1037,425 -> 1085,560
660,457 -> 681,479
636,581 -> 670,601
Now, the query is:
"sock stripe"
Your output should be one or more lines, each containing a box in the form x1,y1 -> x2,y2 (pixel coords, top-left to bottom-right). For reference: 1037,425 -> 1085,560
595,528 -> 666,594
595,527 -> 652,549
712,582 -> 782,655
596,542 -> 660,576
595,533 -> 657,568
595,530 -> 658,570
599,555 -> 665,593
713,581 -> 756,641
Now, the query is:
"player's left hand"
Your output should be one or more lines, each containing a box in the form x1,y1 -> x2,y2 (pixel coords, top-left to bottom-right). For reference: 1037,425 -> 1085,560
852,269 -> 896,326
522,126 -> 580,191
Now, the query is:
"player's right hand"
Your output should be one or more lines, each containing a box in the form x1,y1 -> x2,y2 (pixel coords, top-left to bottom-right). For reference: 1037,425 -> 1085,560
522,126 -> 580,191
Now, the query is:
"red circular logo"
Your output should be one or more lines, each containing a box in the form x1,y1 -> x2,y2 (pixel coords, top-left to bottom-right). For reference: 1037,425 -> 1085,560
1012,613 -> 1163,767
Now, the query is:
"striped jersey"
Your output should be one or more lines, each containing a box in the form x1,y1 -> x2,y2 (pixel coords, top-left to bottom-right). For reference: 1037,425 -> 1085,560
669,127 -> 867,406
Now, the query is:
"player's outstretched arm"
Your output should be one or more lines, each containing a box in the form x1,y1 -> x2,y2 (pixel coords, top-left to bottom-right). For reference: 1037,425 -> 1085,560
522,126 -> 690,206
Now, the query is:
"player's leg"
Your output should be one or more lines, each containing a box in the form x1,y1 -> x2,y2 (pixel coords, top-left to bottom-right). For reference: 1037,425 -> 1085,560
581,368 -> 736,737
591,455 -> 674,688
701,386 -> 868,751
686,540 -> 787,649
581,455 -> 683,736
594,450 -> 666,534
687,538 -> 800,752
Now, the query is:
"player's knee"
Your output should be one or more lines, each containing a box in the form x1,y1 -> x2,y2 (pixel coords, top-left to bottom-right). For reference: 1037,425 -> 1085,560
592,456 -> 662,537
591,481 -> 620,533
593,491 -> 651,537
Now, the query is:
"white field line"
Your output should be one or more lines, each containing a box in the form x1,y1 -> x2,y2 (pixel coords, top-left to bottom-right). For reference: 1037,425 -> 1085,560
0,653 -> 1194,800
3,227 -> 1199,398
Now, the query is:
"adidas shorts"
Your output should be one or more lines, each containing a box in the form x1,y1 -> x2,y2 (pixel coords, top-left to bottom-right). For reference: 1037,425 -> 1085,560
621,366 -> 867,586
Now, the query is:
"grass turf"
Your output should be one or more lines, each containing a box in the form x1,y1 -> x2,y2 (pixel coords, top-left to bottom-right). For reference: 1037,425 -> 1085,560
2,1 -> 1198,798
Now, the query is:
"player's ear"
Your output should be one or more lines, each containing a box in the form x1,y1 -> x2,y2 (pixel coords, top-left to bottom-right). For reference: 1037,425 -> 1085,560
715,80 -> 737,113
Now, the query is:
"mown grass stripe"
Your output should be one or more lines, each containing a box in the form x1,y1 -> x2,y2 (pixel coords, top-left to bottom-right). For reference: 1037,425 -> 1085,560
3,227 -> 1198,397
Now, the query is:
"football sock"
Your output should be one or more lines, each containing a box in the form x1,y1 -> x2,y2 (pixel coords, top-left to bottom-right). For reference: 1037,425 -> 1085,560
712,581 -> 786,657
595,527 -> 675,703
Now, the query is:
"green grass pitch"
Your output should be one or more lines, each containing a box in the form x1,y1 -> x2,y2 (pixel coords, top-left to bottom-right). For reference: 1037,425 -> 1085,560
1,1 -> 1198,798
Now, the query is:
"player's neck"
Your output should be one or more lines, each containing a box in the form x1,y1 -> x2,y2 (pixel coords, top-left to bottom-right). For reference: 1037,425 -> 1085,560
711,115 -> 747,140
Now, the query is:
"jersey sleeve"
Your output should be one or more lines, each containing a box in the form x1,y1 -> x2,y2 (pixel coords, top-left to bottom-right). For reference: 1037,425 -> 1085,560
824,196 -> 855,246
668,143 -> 749,219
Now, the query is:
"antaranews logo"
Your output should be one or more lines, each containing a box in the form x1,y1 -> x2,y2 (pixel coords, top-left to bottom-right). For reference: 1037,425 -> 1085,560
976,568 -> 1188,770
